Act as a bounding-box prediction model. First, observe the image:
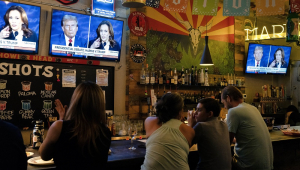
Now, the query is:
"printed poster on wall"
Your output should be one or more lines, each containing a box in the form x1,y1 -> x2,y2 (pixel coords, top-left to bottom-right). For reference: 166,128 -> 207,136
223,0 -> 250,16
96,69 -> 108,86
62,69 -> 76,87
256,0 -> 285,16
91,0 -> 116,18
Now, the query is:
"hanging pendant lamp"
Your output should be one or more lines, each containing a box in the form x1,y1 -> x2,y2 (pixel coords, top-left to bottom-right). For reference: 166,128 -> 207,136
200,17 -> 214,66
122,0 -> 146,8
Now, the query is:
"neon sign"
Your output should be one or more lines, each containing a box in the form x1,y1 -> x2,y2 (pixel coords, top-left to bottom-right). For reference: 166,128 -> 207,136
244,24 -> 286,40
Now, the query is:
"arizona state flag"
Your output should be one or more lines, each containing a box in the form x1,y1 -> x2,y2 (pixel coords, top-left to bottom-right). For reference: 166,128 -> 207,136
164,0 -> 189,13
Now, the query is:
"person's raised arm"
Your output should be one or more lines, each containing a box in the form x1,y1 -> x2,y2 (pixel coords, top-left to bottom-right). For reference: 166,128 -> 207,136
39,120 -> 63,160
0,26 -> 10,39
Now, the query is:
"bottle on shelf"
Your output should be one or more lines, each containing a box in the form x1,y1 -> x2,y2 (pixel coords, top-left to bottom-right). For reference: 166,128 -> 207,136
150,67 -> 155,85
200,68 -> 204,86
181,67 -> 185,85
194,66 -> 198,86
166,69 -> 170,84
174,68 -> 178,85
191,65 -> 194,85
140,63 -> 145,85
170,68 -> 174,84
145,64 -> 150,85
227,73 -> 230,86
155,70 -> 158,84
185,69 -> 189,85
188,68 -> 192,85
204,68 -> 209,86
198,69 -> 201,86
159,70 -> 163,84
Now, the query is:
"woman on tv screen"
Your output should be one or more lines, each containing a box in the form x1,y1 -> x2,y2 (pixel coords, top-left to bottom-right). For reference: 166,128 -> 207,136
89,20 -> 120,52
268,48 -> 287,68
0,6 -> 37,44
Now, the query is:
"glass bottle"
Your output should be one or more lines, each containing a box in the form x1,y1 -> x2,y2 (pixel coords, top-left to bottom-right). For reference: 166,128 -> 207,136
181,67 -> 185,85
194,66 -> 198,86
200,68 -> 204,86
204,68 -> 209,86
174,68 -> 178,85
191,65 -> 194,85
170,68 -> 174,84
198,69 -> 201,86
188,68 -> 192,86
150,67 -> 155,85
159,70 -> 163,84
140,63 -> 145,84
185,69 -> 189,85
145,64 -> 149,85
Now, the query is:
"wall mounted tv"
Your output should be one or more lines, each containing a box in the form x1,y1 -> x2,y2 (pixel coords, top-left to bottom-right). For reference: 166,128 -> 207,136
49,9 -> 124,62
245,43 -> 292,75
0,1 -> 41,54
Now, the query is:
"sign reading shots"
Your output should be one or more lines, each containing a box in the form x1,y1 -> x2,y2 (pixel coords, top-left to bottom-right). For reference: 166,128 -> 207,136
128,11 -> 149,37
130,44 -> 147,63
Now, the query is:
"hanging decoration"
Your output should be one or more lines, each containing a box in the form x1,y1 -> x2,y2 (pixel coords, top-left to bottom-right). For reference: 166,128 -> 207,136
290,0 -> 300,13
286,12 -> 299,42
223,0 -> 250,16
146,0 -> 160,8
192,0 -> 218,16
163,0 -> 189,13
256,0 -> 285,16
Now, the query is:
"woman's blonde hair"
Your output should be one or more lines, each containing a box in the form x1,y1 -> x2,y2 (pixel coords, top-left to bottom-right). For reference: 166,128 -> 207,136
65,81 -> 108,154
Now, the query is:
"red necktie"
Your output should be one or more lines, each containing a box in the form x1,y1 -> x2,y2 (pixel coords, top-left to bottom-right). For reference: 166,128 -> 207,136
67,39 -> 72,56
255,61 -> 259,73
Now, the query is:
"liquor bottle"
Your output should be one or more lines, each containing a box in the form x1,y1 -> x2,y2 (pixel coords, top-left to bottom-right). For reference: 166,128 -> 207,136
200,68 -> 204,86
166,69 -> 170,84
140,63 -> 145,84
227,73 -> 230,86
159,70 -> 163,84
191,65 -> 194,85
185,69 -> 189,85
204,68 -> 209,86
145,64 -> 150,85
230,73 -> 233,86
188,69 -> 192,85
198,69 -> 201,86
155,70 -> 158,84
233,74 -> 236,86
150,67 -> 155,85
170,68 -> 174,84
163,71 -> 166,84
214,77 -> 217,87
181,67 -> 185,85
174,68 -> 178,85
194,66 -> 198,85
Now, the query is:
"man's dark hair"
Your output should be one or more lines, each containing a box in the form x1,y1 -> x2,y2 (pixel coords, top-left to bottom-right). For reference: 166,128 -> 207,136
221,86 -> 243,101
199,98 -> 221,117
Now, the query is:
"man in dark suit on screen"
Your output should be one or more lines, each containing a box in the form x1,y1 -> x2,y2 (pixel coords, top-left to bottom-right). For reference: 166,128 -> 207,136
50,15 -> 86,58
247,46 -> 268,73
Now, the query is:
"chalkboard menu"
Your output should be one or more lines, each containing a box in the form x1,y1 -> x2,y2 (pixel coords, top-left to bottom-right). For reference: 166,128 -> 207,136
0,58 -> 114,128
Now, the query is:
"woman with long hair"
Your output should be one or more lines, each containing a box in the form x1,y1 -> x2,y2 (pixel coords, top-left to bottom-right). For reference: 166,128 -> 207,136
39,81 -> 111,169
0,5 -> 37,42
141,92 -> 195,170
89,20 -> 120,52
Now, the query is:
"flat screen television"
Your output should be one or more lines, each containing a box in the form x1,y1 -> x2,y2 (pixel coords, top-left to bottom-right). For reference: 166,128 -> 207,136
49,9 -> 123,62
245,43 -> 292,74
0,1 -> 41,54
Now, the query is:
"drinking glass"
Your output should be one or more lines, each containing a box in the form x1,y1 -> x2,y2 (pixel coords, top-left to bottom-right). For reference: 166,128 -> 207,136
128,126 -> 137,150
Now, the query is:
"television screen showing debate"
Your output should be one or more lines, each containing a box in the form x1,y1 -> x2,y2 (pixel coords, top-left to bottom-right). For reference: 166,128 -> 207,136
0,1 -> 41,54
245,43 -> 292,75
49,9 -> 124,62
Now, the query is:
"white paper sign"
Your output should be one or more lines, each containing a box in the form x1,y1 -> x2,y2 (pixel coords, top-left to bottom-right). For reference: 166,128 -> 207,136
62,69 -> 76,87
96,69 -> 108,86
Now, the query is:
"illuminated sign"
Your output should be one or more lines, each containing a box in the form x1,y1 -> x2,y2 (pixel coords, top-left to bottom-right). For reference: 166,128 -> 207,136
244,24 -> 286,40
91,0 -> 115,18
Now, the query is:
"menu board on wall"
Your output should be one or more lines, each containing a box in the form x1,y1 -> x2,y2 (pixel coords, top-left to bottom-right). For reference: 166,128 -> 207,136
0,58 -> 114,128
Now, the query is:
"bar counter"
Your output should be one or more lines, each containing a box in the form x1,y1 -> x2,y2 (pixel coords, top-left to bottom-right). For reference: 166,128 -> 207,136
27,129 -> 300,170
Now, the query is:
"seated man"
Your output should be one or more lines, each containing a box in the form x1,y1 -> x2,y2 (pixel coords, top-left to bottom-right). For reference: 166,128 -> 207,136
0,120 -> 27,170
188,98 -> 231,170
